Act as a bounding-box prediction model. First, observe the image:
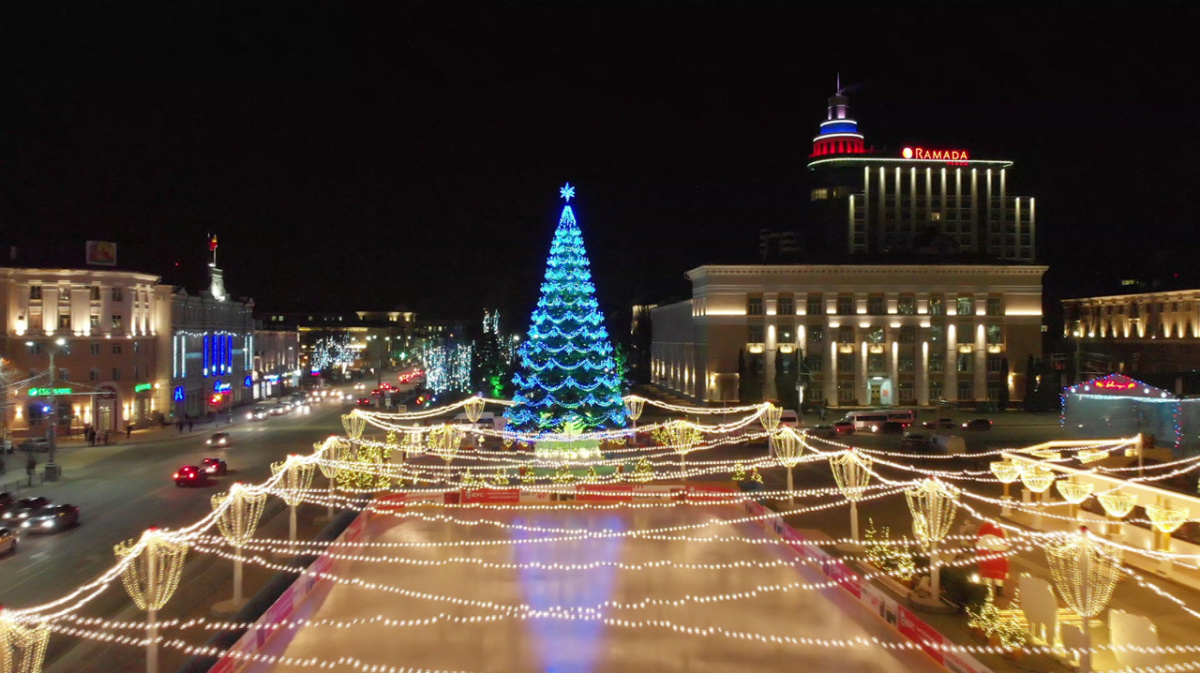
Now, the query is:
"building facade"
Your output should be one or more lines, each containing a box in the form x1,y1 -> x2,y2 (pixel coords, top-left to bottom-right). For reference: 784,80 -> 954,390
253,327 -> 301,400
1063,289 -> 1200,377
1,267 -> 167,435
650,264 -> 1046,407
803,88 -> 1036,263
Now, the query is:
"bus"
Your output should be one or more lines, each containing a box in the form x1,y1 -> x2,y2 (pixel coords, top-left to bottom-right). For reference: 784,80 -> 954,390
842,409 -> 917,432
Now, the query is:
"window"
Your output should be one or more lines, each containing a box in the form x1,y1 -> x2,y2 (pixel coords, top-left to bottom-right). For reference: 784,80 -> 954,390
808,326 -> 824,344
838,383 -> 856,401
113,343 -> 122,355
986,325 -> 1004,344
837,296 -> 855,315
958,382 -> 973,400
929,353 -> 944,372
929,325 -> 944,344
112,368 -> 121,381
777,295 -> 794,316
112,314 -> 123,330
930,384 -> 944,401
747,297 -> 763,316
57,368 -> 69,381
134,365 -> 140,380
988,385 -> 1004,401
899,357 -> 915,372
957,354 -> 973,373
90,286 -> 101,300
30,286 -> 42,300
807,294 -> 824,316
89,343 -> 100,355
899,383 -> 915,402
808,388 -> 824,402
867,355 -> 884,372
837,326 -> 854,344
931,212 -> 942,222
837,354 -> 855,372
90,315 -> 100,329
28,342 -> 42,355
810,188 -> 829,200
987,297 -> 1003,316
748,325 -> 764,343
899,326 -> 916,343
779,326 -> 794,343
133,341 -> 140,353
928,296 -> 944,315
957,295 -> 974,316
867,327 -> 884,343
58,314 -> 71,329
868,295 -> 885,315
806,355 -> 824,372
987,356 -> 1005,373
898,296 -> 915,315
112,287 -> 124,302
89,369 -> 99,382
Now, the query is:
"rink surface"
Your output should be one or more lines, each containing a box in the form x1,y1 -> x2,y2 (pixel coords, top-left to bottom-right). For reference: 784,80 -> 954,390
259,504 -> 944,673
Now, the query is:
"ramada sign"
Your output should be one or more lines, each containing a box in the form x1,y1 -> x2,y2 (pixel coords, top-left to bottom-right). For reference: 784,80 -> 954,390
902,147 -> 970,162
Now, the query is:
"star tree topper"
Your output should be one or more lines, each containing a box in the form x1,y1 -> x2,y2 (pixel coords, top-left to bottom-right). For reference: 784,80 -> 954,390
560,182 -> 575,202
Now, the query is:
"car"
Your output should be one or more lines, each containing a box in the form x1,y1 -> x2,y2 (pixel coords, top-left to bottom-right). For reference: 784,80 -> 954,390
780,409 -> 799,429
246,407 -> 269,421
923,418 -> 956,429
962,418 -> 993,431
174,465 -> 211,487
20,504 -> 80,533
200,457 -> 228,476
19,438 -> 51,453
833,421 -> 856,435
808,424 -> 835,436
206,432 -> 232,447
0,492 -> 14,512
354,383 -> 367,391
2,497 -> 51,522
878,421 -> 906,435
0,527 -> 17,555
357,397 -> 372,407
269,404 -> 290,416
294,403 -> 311,415
900,432 -> 932,452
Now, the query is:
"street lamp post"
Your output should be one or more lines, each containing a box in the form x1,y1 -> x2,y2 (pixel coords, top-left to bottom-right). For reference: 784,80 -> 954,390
26,338 -> 67,474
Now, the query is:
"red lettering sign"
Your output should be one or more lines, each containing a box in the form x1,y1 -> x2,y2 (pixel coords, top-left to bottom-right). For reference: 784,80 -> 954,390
1095,379 -> 1136,390
902,147 -> 970,164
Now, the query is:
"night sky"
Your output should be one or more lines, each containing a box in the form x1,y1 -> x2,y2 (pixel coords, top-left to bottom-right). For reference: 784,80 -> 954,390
3,2 -> 1199,335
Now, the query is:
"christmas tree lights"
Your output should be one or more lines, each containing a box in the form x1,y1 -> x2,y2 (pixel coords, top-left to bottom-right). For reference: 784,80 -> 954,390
506,184 -> 626,432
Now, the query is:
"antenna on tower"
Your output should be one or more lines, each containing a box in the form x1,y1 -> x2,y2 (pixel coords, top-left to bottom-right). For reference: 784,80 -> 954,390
836,72 -> 842,95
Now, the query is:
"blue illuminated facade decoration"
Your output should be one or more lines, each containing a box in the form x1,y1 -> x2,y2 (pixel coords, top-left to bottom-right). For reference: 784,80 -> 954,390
505,184 -> 626,432
173,386 -> 185,402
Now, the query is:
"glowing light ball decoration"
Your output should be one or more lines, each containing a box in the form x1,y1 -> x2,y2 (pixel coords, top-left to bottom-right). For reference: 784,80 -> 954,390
1045,528 -> 1123,673
0,610 -> 50,673
271,455 -> 317,544
114,529 -> 188,673
623,395 -> 645,430
759,404 -> 782,432
770,427 -> 804,504
342,411 -> 367,441
1146,503 -> 1188,552
315,438 -> 350,521
463,396 -> 485,423
830,449 -> 873,542
904,478 -> 959,604
211,484 -> 268,609
506,184 -> 626,433
1098,490 -> 1136,539
654,420 -> 702,480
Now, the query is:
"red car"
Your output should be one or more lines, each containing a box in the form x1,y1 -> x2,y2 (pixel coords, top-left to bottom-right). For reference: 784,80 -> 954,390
833,421 -> 856,435
174,465 -> 211,487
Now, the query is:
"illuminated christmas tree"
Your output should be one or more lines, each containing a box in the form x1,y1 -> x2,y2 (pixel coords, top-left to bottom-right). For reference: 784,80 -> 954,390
506,184 -> 626,432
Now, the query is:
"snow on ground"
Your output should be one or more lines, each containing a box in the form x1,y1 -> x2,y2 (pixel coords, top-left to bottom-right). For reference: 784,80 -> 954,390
262,504 -> 943,673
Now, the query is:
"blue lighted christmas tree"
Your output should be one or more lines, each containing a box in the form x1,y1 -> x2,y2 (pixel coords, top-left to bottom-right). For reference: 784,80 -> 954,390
506,184 -> 627,432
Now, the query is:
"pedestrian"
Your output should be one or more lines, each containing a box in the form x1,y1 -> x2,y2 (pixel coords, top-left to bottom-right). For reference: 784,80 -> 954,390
87,428 -> 95,446
103,430 -> 110,446
26,456 -> 36,486
177,420 -> 184,434
188,419 -> 194,432
126,423 -> 133,439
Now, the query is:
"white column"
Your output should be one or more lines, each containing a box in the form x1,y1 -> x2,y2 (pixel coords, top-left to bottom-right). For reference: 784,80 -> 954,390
859,341 -> 868,405
863,167 -> 871,253
826,339 -> 838,406
955,167 -> 963,248
1014,197 -> 1022,262
970,168 -> 978,253
918,341 -> 930,406
877,166 -> 887,252
946,324 -> 958,401
975,323 -> 987,401
1028,197 -> 1036,261
889,341 -> 899,407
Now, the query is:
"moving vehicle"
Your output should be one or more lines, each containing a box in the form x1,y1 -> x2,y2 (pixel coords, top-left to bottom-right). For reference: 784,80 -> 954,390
19,438 -> 50,453
923,418 -> 956,429
21,504 -> 80,533
833,421 -> 856,435
247,407 -> 269,421
843,410 -> 918,432
0,527 -> 17,555
269,404 -> 291,416
808,424 -> 835,436
356,397 -> 372,407
2,497 -> 51,522
962,418 -> 993,431
0,492 -> 14,512
780,409 -> 799,429
200,457 -> 228,476
899,433 -> 932,452
174,465 -> 211,487
879,421 -> 906,435
207,432 -> 232,447
929,434 -> 967,455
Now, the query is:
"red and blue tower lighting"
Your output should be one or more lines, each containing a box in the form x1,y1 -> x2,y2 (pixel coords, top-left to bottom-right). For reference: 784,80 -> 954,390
810,76 -> 868,158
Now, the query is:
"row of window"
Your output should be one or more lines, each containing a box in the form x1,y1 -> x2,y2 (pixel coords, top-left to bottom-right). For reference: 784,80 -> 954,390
748,294 -> 1002,316
797,354 -> 1007,373
25,313 -> 128,330
30,285 -> 128,301
752,324 -> 1005,345
1077,300 -> 1197,320
828,383 -> 1007,402
29,341 -> 142,355
43,366 -> 143,382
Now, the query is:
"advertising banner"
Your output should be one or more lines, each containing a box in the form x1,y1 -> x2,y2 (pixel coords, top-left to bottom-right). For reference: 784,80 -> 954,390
85,240 -> 118,266
898,606 -> 946,665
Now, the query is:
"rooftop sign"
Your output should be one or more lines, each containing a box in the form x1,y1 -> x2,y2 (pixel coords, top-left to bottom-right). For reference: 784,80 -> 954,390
901,147 -> 970,163
28,387 -> 73,396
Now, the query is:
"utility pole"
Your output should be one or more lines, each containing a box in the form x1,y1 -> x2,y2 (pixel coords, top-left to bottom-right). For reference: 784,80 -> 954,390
27,337 -> 66,478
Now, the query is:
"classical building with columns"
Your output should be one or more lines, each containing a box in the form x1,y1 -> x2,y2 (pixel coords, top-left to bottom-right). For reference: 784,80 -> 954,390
1063,288 -> 1200,380
650,264 -> 1045,406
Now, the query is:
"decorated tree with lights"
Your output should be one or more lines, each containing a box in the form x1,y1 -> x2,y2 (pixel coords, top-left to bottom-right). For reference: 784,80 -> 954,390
506,184 -> 626,432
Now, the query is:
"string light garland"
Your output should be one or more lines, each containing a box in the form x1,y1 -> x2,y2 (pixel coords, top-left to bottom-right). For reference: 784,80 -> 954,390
1045,528 -> 1123,673
0,610 -> 50,673
113,529 -> 188,673
211,484 -> 267,608
830,449 -> 873,541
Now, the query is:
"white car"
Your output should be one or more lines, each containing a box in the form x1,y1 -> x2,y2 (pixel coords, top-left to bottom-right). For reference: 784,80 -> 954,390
0,527 -> 17,555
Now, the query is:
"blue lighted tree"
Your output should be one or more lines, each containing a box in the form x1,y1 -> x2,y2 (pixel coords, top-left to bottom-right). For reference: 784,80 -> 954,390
506,184 -> 627,432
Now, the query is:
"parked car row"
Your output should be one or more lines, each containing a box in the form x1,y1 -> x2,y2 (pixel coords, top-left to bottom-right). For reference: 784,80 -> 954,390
0,493 -> 81,555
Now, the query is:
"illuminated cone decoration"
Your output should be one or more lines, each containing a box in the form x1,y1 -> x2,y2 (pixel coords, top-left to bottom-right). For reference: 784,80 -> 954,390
506,184 -> 626,432
1045,528 -> 1123,673
830,450 -> 873,541
904,478 -> 959,603
0,610 -> 50,673
342,410 -> 367,441
759,404 -> 782,432
660,420 -> 702,480
464,397 -> 485,423
429,424 -> 464,467
770,427 -> 804,504
114,529 -> 188,673
272,455 -> 316,543
316,438 -> 350,519
212,484 -> 268,607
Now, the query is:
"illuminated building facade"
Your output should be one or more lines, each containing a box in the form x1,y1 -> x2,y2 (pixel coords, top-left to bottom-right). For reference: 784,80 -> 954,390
803,87 -> 1037,263
650,264 -> 1045,407
1063,289 -> 1200,379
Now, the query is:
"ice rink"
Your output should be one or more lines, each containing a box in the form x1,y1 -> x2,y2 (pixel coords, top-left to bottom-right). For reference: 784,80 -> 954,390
259,503 -> 944,673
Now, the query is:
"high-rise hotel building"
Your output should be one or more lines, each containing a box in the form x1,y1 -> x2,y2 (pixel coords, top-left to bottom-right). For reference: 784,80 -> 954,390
654,87 -> 1046,407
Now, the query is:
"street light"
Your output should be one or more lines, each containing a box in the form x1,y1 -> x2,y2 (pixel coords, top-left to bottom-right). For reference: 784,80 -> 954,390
25,337 -> 67,475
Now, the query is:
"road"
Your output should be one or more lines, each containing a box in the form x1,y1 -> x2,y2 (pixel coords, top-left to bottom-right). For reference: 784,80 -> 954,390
0,394 -> 349,610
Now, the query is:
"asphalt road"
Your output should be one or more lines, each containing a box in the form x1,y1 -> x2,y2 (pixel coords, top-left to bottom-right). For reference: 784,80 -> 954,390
0,395 -> 350,610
